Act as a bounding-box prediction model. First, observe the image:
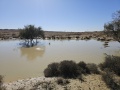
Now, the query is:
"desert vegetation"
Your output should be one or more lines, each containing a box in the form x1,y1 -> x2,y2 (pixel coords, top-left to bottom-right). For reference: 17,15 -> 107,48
19,25 -> 44,47
101,70 -> 120,90
44,55 -> 120,90
0,75 -> 6,90
99,55 -> 120,90
44,60 -> 100,79
56,78 -> 70,86
99,55 -> 120,76
104,10 -> 120,43
44,63 -> 60,77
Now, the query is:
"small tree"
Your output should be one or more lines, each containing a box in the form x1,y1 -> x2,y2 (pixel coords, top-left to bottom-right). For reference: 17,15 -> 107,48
104,10 -> 120,42
20,25 -> 44,46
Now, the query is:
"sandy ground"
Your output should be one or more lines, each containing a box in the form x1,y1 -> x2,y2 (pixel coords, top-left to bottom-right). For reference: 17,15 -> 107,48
3,74 -> 110,90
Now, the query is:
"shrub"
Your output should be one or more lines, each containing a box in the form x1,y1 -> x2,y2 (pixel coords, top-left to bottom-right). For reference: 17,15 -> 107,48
0,75 -> 3,87
59,60 -> 79,78
0,75 -> 6,90
57,78 -> 70,85
44,63 -> 60,77
77,61 -> 90,74
101,69 -> 120,90
31,81 -> 55,90
87,63 -> 100,74
99,55 -> 120,76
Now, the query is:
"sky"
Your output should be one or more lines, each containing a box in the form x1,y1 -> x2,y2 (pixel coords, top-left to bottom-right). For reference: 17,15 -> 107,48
0,0 -> 120,32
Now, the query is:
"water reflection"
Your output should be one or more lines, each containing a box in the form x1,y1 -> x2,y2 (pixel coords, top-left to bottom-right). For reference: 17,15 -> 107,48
103,41 -> 109,48
20,46 -> 45,60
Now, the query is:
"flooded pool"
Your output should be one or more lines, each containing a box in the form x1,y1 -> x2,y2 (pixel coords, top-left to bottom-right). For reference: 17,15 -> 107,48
0,39 -> 120,82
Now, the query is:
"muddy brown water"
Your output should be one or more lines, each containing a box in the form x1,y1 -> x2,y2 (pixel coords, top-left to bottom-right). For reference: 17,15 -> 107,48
0,39 -> 120,82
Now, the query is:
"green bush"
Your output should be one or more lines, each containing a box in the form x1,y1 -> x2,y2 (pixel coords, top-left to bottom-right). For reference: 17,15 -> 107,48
44,60 -> 101,79
101,69 -> 120,90
44,63 -> 60,77
99,55 -> 120,76
44,60 -> 80,78
87,63 -> 100,74
59,60 -> 79,78
77,61 -> 90,74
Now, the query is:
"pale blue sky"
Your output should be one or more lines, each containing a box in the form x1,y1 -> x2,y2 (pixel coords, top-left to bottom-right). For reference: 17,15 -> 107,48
0,0 -> 120,32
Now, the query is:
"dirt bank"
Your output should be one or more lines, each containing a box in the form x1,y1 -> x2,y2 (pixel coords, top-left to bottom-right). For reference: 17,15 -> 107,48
4,74 -> 110,90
